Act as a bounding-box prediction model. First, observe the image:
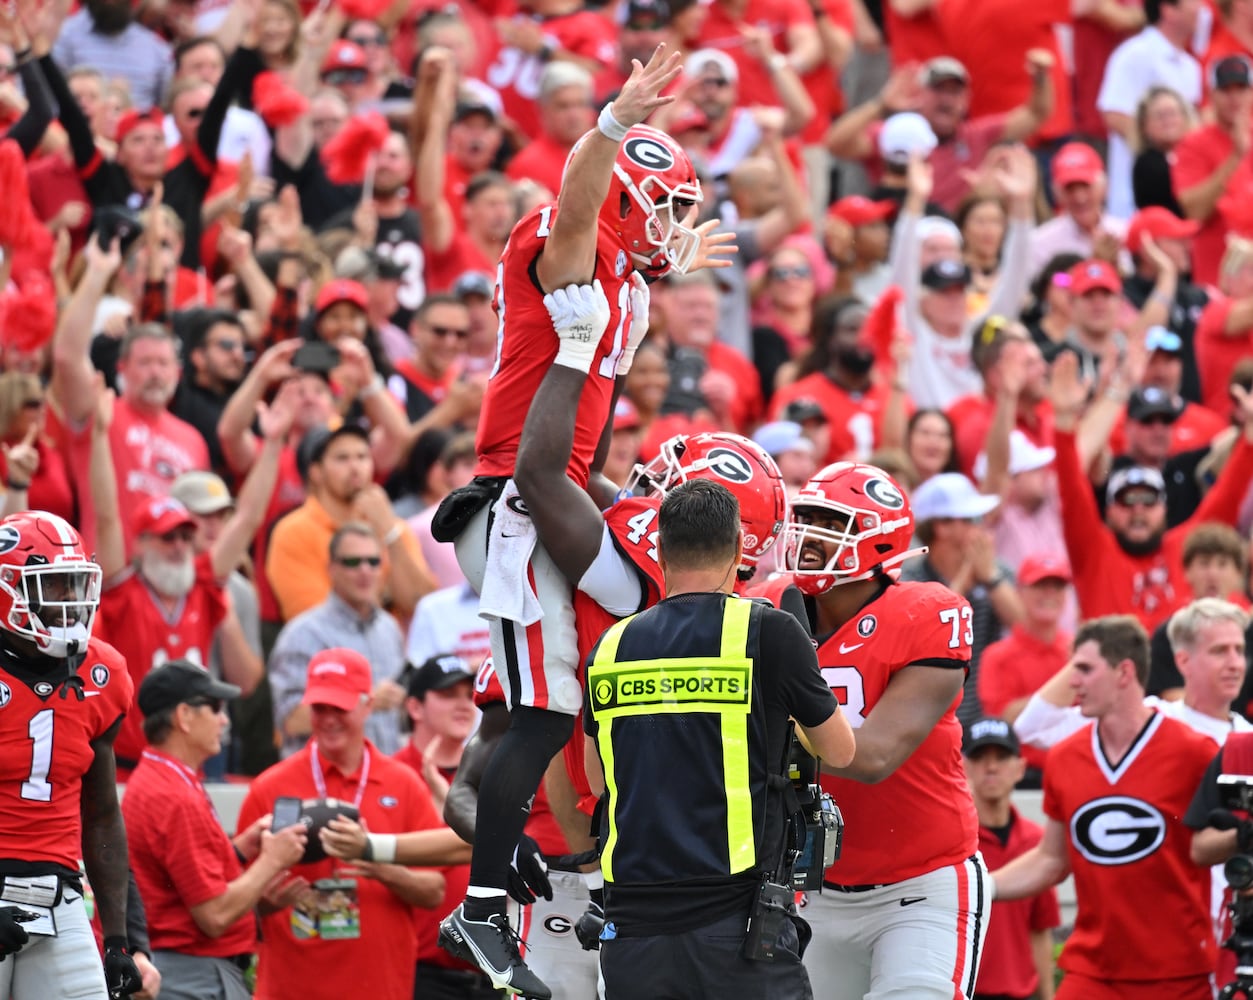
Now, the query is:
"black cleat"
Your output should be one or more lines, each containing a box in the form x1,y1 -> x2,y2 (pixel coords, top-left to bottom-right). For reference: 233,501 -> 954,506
438,903 -> 554,999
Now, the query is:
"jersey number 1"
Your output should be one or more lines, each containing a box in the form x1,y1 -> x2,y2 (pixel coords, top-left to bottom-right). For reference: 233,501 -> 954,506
21,709 -> 53,802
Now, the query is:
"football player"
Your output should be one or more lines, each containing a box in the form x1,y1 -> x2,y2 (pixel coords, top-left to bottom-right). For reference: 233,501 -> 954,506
0,511 -> 142,999
749,462 -> 990,1000
435,45 -> 733,998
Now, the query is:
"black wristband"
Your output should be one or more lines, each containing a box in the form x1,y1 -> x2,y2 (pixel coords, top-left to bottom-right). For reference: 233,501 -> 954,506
103,935 -> 129,953
6,479 -> 29,492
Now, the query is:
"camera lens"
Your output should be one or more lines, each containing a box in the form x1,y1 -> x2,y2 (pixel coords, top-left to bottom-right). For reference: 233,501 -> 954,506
1226,854 -> 1253,892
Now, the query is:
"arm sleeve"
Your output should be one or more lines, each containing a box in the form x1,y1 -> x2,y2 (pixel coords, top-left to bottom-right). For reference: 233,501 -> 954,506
1013,696 -> 1084,750
577,524 -> 646,618
7,59 -> 54,158
1183,749 -> 1226,829
194,46 -> 264,171
1186,435 -> 1253,527
125,870 -> 151,956
982,217 -> 1032,322
761,608 -> 839,729
1053,429 -> 1109,582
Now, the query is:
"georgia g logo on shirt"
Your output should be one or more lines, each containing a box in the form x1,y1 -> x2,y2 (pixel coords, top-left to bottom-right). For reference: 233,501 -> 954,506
1070,796 -> 1166,865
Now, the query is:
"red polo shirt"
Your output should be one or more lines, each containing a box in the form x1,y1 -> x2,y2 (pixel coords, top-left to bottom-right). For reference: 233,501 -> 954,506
976,809 -> 1060,998
238,741 -> 439,1000
392,741 -> 474,971
1195,294 -> 1253,416
122,749 -> 256,958
976,626 -> 1072,773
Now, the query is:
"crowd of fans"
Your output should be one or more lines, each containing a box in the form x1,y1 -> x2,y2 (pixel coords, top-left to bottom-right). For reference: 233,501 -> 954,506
0,0 -> 1248,820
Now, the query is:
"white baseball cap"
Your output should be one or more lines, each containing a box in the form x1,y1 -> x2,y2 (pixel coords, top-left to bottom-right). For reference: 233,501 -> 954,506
684,48 -> 738,85
912,473 -> 1000,522
973,430 -> 1056,481
753,421 -> 814,458
878,112 -> 937,166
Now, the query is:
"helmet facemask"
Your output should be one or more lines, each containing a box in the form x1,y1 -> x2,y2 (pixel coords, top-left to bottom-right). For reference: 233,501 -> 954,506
613,163 -> 703,277
0,562 -> 102,658
783,501 -> 922,594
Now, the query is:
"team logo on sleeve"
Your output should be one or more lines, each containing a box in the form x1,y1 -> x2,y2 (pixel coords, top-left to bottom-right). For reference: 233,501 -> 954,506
0,682 -> 10,707
1070,796 -> 1166,865
706,448 -> 754,484
90,664 -> 109,688
856,615 -> 877,638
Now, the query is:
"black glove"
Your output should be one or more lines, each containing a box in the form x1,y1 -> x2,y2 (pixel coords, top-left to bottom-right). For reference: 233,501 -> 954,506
507,834 -> 553,906
574,899 -> 604,951
0,907 -> 29,960
103,936 -> 142,998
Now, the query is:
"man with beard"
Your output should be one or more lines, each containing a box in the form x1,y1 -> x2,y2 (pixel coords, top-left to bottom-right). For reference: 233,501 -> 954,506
768,296 -> 901,464
89,382 -> 267,774
172,309 -> 248,478
328,130 -> 425,328
53,0 -> 172,111
1051,351 -> 1253,632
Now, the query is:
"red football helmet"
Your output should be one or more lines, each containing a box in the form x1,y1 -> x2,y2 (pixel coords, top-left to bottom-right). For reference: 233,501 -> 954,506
626,432 -> 787,573
602,125 -> 703,279
0,512 -> 102,658
782,462 -> 925,595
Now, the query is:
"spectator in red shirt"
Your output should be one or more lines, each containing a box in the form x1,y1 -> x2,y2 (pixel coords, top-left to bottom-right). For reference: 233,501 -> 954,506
961,718 -> 1059,999
124,661 -> 307,1000
1051,352 -> 1253,630
977,554 -> 1075,777
1171,54 -> 1253,286
1196,236 -> 1253,415
506,61 -> 595,200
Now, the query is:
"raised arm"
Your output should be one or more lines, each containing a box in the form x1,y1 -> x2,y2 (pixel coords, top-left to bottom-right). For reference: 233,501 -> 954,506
412,49 -> 455,256
1001,49 -> 1055,144
51,238 -> 120,425
88,384 -> 126,582
215,339 -> 299,475
534,45 -> 681,292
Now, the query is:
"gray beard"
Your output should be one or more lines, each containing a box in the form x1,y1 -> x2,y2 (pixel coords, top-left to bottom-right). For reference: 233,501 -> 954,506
141,553 -> 195,598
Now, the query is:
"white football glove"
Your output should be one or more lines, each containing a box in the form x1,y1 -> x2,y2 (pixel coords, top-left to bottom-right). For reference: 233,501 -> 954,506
544,279 -> 611,373
616,272 -> 651,377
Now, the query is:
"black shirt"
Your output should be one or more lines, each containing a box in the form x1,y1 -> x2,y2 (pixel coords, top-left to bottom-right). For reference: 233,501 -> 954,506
1122,273 -> 1208,405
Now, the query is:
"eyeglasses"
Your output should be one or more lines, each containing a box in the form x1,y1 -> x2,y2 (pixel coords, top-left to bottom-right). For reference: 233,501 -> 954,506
698,77 -> 731,89
1113,490 -> 1162,508
1134,414 -> 1175,427
185,697 -> 224,714
324,69 -> 368,86
769,265 -> 812,281
428,325 -> 469,340
21,398 -> 43,410
209,337 -> 243,352
348,34 -> 385,47
335,555 -> 382,568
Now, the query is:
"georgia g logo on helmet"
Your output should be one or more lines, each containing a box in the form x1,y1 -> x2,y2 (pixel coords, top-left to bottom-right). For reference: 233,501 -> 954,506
623,137 -> 676,171
864,477 -> 905,510
705,447 -> 754,484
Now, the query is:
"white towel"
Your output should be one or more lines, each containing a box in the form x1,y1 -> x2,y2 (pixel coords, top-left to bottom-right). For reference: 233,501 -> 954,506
477,478 -> 543,626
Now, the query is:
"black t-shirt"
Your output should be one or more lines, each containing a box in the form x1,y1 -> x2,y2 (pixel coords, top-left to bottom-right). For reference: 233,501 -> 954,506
1184,747 -> 1232,830
1122,273 -> 1208,405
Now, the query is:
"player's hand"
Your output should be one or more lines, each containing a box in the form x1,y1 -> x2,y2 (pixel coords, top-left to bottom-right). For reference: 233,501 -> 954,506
320,815 -> 368,860
616,272 -> 652,376
574,899 -> 604,950
131,951 -> 161,1000
611,44 -> 683,129
103,937 -> 142,998
685,216 -> 737,273
507,833 -> 552,905
544,279 -> 611,374
0,907 -> 29,959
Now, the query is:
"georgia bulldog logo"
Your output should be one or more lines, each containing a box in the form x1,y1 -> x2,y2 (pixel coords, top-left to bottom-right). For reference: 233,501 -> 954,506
1070,796 -> 1166,865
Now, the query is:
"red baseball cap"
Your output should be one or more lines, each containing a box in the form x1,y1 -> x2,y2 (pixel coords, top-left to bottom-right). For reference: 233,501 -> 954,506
131,496 -> 195,538
828,196 -> 894,228
1068,259 -> 1121,296
613,398 -> 642,432
1051,142 -> 1103,188
315,278 -> 369,317
322,40 -> 368,76
116,108 -> 165,145
303,648 -> 372,710
1125,207 -> 1200,255
1018,553 -> 1073,586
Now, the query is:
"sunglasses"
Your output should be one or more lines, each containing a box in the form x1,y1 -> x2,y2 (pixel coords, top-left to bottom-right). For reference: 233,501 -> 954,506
348,34 -> 385,47
21,398 -> 43,410
1113,490 -> 1162,508
769,265 -> 812,281
429,325 -> 469,340
698,77 -> 731,88
336,555 -> 382,568
324,69 -> 368,86
209,337 -> 243,352
186,697 -> 224,713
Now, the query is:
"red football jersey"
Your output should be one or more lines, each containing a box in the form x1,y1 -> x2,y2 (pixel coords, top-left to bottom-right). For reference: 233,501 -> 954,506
750,576 -> 979,885
563,497 -> 669,814
96,552 -> 227,764
472,659 -> 570,857
474,205 -> 637,488
1042,713 -> 1215,981
0,637 -> 132,869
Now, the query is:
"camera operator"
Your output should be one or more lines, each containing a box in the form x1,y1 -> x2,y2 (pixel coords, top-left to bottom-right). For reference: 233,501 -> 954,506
1186,716 -> 1253,990
583,479 -> 855,1000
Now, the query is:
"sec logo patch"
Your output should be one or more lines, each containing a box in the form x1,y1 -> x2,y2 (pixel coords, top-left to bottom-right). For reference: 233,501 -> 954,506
857,615 -> 877,638
0,682 -> 10,707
